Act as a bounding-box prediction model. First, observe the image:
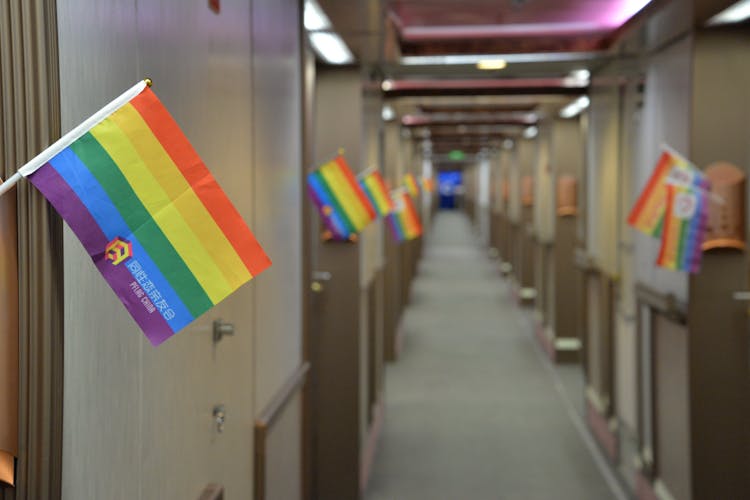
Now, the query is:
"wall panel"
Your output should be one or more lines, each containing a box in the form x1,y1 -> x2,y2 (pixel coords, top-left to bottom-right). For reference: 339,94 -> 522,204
634,37 -> 692,300
58,0 -> 302,497
58,3 -> 142,496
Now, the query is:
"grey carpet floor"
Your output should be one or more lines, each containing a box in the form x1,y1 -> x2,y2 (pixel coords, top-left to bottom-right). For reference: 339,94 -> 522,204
365,211 -> 617,500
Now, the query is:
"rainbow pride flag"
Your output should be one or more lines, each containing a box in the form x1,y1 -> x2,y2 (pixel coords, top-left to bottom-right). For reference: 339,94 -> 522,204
404,173 -> 420,198
17,81 -> 271,346
359,170 -> 394,217
387,190 -> 422,242
420,176 -> 435,193
307,155 -> 376,240
627,148 -> 692,236
656,173 -> 710,273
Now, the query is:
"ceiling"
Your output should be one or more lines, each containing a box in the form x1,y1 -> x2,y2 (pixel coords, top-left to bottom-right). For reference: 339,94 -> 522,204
316,0 -> 670,166
389,0 -> 652,55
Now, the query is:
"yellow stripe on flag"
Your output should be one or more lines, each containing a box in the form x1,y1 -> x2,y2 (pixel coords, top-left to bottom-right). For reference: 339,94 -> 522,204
90,119 -> 233,303
111,104 -> 252,287
364,177 -> 385,213
320,162 -> 369,230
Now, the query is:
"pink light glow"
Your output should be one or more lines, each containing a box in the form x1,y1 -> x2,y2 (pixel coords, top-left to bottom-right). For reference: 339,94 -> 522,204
393,0 -> 654,41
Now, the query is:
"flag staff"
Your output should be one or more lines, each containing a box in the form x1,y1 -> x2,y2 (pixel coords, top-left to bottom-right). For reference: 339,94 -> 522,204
0,79 -> 151,198
306,148 -> 347,173
660,142 -> 725,205
356,165 -> 378,179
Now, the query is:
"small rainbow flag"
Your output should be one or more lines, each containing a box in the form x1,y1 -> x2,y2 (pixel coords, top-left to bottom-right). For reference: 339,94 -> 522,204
359,170 -> 394,217
627,148 -> 692,236
656,173 -> 710,273
16,81 -> 271,345
404,173 -> 420,198
420,176 -> 435,193
387,190 -> 422,242
307,155 -> 376,240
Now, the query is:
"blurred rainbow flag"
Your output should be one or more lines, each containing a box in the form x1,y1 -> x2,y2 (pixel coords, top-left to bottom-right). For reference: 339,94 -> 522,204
404,173 -> 420,198
627,148 -> 693,236
656,171 -> 710,273
307,155 -> 376,240
10,80 -> 271,345
359,170 -> 394,217
387,190 -> 422,242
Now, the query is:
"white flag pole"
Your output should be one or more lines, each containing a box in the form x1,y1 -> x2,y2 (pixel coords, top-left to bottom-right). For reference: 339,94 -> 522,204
0,79 -> 150,197
660,142 -> 724,205
356,165 -> 378,180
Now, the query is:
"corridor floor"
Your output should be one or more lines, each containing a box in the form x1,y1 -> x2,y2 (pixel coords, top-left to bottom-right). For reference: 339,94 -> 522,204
365,211 -> 620,500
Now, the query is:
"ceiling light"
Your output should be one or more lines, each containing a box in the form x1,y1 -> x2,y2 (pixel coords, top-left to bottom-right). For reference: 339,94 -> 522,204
381,79 -> 394,91
382,105 -> 396,122
563,69 -> 591,88
401,51 -> 604,66
571,69 -> 591,81
309,32 -> 354,65
304,0 -> 331,31
559,96 -> 590,119
477,59 -> 507,70
707,0 -> 750,25
523,126 -> 539,139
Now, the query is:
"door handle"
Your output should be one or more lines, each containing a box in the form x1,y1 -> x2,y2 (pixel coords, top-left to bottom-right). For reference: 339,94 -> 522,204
311,271 -> 332,293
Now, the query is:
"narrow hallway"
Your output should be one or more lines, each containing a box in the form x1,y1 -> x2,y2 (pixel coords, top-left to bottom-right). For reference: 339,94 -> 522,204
366,211 -> 619,500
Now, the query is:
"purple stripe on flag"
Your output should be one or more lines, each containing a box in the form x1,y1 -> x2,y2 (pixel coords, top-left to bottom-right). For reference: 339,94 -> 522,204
29,164 -> 174,345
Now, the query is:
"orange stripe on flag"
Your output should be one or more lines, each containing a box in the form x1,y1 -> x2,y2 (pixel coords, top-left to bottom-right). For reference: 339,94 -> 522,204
130,88 -> 271,277
335,156 -> 377,220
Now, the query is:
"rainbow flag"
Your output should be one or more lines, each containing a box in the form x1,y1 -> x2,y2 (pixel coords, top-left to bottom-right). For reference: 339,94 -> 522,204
627,149 -> 693,236
387,191 -> 422,242
404,173 -> 420,198
656,174 -> 710,273
307,155 -> 376,240
360,170 -> 394,217
420,176 -> 435,193
19,81 -> 271,346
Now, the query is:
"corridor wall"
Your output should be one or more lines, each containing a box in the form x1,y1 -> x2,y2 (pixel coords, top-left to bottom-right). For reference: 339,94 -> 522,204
310,67 -> 387,499
57,0 -> 304,497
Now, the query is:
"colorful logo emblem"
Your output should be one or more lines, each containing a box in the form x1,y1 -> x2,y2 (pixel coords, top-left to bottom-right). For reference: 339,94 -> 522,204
105,237 -> 133,265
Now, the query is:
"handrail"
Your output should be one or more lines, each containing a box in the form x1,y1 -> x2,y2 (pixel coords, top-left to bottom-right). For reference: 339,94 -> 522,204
635,282 -> 687,324
254,362 -> 310,500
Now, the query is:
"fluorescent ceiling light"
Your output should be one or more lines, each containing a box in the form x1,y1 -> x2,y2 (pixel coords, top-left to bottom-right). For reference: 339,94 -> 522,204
304,0 -> 331,31
401,51 -> 605,66
707,0 -> 750,25
570,69 -> 590,83
563,69 -> 590,88
382,105 -> 396,122
309,32 -> 354,65
559,96 -> 590,119
477,59 -> 507,70
523,126 -> 539,139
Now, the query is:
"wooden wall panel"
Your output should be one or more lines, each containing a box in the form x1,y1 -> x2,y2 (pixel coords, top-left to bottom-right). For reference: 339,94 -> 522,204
57,0 -> 303,497
57,4 -> 143,495
653,315 -> 691,500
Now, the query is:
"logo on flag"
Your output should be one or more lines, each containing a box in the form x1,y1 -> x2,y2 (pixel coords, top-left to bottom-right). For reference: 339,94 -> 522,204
105,237 -> 133,265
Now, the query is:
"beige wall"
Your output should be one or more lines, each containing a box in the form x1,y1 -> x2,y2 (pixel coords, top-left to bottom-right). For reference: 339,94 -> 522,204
634,36 -> 692,301
585,85 -> 620,276
360,85 -> 384,287
534,125 -> 554,243
57,0 -> 302,498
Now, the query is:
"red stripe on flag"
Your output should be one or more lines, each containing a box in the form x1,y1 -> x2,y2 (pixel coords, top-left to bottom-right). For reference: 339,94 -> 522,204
627,151 -> 672,226
335,156 -> 377,221
130,88 -> 271,277
656,185 -> 676,266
